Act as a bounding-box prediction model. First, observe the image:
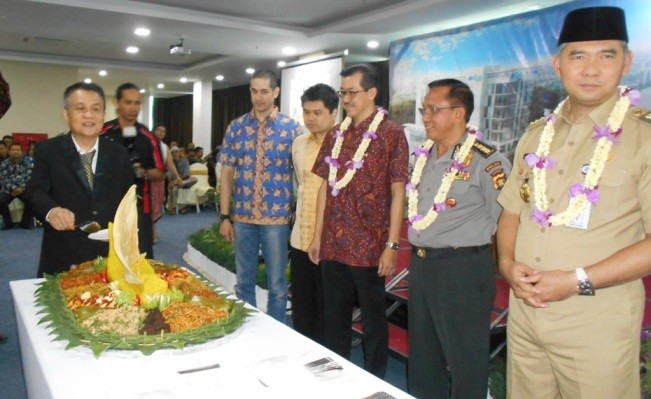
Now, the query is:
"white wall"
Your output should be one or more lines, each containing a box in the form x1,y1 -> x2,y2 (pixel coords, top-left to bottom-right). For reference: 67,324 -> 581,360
0,60 -> 120,137
0,60 -> 75,136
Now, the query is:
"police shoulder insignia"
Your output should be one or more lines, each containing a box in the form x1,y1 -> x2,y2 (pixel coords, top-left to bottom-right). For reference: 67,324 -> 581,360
484,160 -> 502,173
472,140 -> 496,158
491,168 -> 506,190
526,116 -> 546,130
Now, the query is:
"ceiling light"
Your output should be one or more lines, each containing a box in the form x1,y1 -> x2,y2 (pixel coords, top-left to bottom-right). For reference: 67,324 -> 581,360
277,61 -> 286,67
528,4 -> 542,10
98,70 -> 107,76
157,83 -> 164,89
282,46 -> 296,55
367,40 -> 379,49
344,49 -> 349,56
180,77 -> 188,83
245,68 -> 255,75
134,27 -> 150,36
84,78 -> 92,84
215,75 -> 224,81
126,46 -> 139,54
139,89 -> 145,93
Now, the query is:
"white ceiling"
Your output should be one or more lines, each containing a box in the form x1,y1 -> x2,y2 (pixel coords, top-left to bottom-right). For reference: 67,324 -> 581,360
0,0 -> 574,97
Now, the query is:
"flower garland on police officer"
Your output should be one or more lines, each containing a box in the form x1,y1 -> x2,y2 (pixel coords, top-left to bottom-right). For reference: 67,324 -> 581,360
406,126 -> 483,231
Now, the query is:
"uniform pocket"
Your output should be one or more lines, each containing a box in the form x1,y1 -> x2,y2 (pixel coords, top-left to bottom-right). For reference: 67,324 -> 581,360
597,167 -> 625,207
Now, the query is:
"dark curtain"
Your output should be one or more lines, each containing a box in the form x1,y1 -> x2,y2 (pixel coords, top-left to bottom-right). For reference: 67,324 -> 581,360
152,60 -> 389,149
370,60 -> 390,111
152,95 -> 193,147
211,84 -> 252,150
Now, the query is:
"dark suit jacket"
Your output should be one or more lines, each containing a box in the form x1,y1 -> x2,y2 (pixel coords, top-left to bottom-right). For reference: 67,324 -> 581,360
23,133 -> 134,276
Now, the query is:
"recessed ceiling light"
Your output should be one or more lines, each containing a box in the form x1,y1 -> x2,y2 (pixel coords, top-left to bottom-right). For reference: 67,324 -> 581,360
367,40 -> 379,49
134,27 -> 150,36
277,61 -> 286,67
245,68 -> 255,75
139,89 -> 145,93
157,83 -> 164,89
126,46 -> 139,54
98,70 -> 107,76
180,77 -> 188,83
528,4 -> 542,10
282,46 -> 296,55
344,49 -> 349,56
84,78 -> 92,84
215,75 -> 224,81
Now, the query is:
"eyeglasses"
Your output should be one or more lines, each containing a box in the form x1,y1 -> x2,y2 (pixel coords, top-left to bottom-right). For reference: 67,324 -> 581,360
336,89 -> 368,98
418,106 -> 460,116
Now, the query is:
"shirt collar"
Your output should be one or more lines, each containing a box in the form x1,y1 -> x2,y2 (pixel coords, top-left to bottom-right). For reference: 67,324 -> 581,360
71,135 -> 99,155
248,107 -> 279,124
559,92 -> 619,127
345,108 -> 381,133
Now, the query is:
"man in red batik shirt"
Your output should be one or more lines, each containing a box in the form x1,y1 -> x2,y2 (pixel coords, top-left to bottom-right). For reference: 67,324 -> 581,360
309,64 -> 408,378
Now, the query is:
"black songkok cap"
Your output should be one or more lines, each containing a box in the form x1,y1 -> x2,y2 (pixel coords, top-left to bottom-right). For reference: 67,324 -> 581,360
558,6 -> 628,46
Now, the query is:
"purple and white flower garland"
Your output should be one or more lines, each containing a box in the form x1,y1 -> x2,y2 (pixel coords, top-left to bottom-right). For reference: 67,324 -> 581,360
527,86 -> 640,227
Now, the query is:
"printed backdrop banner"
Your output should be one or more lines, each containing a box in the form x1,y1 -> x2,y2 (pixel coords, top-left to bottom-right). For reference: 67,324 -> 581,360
389,0 -> 651,157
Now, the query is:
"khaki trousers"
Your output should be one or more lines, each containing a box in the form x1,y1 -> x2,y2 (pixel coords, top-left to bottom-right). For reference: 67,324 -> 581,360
506,279 -> 644,399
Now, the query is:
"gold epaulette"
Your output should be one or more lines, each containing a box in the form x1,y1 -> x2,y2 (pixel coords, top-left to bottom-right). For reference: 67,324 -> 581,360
526,116 -> 546,130
472,139 -> 496,158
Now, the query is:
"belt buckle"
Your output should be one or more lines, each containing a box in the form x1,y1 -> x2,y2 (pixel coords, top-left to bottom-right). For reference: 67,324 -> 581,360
416,248 -> 426,258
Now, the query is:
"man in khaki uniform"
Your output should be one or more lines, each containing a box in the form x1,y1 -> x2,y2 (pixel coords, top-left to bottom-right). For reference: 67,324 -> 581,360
497,6 -> 651,398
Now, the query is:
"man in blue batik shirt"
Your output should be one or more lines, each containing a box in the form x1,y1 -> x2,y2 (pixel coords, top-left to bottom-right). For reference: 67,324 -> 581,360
218,69 -> 300,322
0,143 -> 34,230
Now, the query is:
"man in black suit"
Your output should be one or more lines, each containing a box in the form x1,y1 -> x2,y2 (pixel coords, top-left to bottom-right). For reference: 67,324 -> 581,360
23,82 -> 133,276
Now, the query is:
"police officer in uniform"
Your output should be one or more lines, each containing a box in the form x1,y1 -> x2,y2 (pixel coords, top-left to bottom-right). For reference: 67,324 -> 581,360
497,7 -> 651,398
407,79 -> 510,399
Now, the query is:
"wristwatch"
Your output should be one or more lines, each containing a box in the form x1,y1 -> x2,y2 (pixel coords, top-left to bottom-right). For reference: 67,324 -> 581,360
575,267 -> 595,296
219,214 -> 231,223
385,241 -> 400,251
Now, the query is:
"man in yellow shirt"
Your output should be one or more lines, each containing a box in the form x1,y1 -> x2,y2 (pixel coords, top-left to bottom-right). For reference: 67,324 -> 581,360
290,83 -> 338,344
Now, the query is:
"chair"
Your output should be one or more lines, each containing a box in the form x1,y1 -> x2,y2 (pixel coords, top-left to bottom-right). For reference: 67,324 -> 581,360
176,163 -> 216,213
7,198 -> 37,227
351,219 -> 411,363
489,275 -> 510,359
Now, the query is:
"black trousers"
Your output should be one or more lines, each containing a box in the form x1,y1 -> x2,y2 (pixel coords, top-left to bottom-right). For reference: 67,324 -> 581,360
321,260 -> 388,378
408,245 -> 495,399
289,247 -> 324,345
0,192 -> 32,227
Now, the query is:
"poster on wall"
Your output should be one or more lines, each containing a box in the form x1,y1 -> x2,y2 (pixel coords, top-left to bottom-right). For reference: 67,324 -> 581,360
389,0 -> 651,158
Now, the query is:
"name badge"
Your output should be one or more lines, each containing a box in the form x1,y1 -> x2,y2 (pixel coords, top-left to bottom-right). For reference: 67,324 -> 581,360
564,197 -> 591,230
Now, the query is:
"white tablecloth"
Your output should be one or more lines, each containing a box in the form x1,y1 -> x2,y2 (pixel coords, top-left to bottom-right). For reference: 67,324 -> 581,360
11,279 -> 414,399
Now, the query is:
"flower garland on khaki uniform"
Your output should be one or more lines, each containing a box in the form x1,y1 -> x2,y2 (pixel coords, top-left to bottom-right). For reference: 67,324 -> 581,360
325,108 -> 386,196
407,127 -> 483,231
526,86 -> 640,227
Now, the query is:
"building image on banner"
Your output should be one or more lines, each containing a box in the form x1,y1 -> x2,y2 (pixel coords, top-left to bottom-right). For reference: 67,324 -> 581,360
389,0 -> 651,160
